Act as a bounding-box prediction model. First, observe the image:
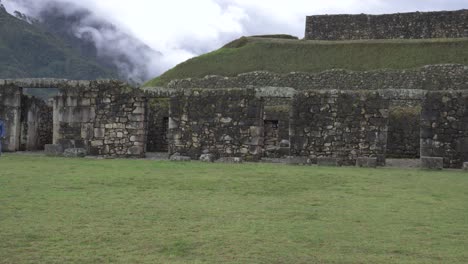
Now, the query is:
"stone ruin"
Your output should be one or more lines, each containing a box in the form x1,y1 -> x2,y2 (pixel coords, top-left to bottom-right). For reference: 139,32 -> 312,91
1,9 -> 468,169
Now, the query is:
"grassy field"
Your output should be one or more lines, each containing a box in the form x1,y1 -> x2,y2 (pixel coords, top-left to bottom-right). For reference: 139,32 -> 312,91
143,37 -> 468,87
1,154 -> 467,263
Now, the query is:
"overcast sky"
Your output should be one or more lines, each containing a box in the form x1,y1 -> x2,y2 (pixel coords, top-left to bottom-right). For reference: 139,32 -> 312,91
4,0 -> 468,78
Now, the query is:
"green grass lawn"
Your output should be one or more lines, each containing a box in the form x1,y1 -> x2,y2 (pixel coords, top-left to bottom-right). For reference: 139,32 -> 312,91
1,154 -> 467,263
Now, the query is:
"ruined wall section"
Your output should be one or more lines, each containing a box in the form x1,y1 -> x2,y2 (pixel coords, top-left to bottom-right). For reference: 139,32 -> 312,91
167,65 -> 468,91
53,81 -> 147,158
305,10 -> 468,40
421,91 -> 468,168
169,89 -> 264,160
0,85 -> 22,151
290,90 -> 389,165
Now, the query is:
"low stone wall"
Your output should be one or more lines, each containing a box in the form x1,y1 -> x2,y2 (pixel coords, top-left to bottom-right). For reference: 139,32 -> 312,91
53,81 -> 147,158
168,89 -> 264,160
305,10 -> 468,40
290,90 -> 389,165
0,86 -> 22,151
421,91 -> 468,168
167,65 -> 468,91
20,96 -> 53,150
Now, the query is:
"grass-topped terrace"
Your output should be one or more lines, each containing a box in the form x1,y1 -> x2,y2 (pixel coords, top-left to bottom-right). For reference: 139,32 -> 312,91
1,154 -> 467,263
144,37 -> 468,87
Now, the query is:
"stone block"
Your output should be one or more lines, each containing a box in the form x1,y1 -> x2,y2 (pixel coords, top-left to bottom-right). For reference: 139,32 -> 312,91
421,156 -> 443,170
463,162 -> 468,171
317,157 -> 341,167
63,148 -> 87,158
200,154 -> 216,162
127,146 -> 144,156
215,157 -> 243,164
45,144 -> 64,157
356,157 -> 378,168
170,153 -> 191,162
286,156 -> 311,165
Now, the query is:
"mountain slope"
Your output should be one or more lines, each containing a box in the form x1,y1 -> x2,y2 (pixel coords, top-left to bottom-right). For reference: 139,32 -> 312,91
143,36 -> 468,87
0,4 -> 118,80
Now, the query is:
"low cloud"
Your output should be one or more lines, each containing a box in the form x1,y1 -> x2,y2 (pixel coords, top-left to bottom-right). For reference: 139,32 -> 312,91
3,0 -> 468,80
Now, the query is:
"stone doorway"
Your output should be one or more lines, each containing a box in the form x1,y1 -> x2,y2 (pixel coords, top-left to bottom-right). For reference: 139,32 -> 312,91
386,105 -> 421,159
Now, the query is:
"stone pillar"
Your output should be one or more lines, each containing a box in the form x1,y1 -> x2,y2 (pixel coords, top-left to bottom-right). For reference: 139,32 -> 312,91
0,86 -> 22,152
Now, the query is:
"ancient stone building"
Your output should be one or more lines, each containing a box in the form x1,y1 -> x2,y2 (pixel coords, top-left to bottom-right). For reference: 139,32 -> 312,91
1,10 -> 468,168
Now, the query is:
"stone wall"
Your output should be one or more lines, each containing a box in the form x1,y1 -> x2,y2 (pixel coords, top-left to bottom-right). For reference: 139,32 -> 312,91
305,10 -> 468,40
147,97 -> 169,152
168,89 -> 264,160
290,90 -> 389,165
53,81 -> 147,158
421,91 -> 468,168
20,96 -> 53,150
0,86 -> 22,151
167,65 -> 468,91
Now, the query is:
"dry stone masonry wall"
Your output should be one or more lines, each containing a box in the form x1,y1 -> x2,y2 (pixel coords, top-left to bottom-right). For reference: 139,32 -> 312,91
167,65 -> 468,91
53,81 -> 147,158
305,10 -> 468,40
168,89 -> 264,161
421,91 -> 468,168
290,90 -> 389,166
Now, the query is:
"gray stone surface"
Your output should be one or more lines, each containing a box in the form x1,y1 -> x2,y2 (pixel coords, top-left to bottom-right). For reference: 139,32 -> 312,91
356,157 -> 378,168
168,89 -> 263,161
44,144 -> 64,157
290,90 -> 389,166
421,157 -> 444,170
215,157 -> 243,164
170,153 -> 191,162
63,148 -> 87,158
317,157 -> 341,167
463,162 -> 468,171
167,65 -> 468,92
420,91 -> 468,168
286,156 -> 311,165
200,154 -> 216,162
305,10 -> 468,40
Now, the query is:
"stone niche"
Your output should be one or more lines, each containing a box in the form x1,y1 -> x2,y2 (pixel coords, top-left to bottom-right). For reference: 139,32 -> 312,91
168,88 -> 264,161
290,90 -> 389,166
421,91 -> 468,168
53,81 -> 147,158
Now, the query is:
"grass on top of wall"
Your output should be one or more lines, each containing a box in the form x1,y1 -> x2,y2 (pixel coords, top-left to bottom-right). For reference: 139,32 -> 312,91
0,154 -> 467,264
143,37 -> 468,87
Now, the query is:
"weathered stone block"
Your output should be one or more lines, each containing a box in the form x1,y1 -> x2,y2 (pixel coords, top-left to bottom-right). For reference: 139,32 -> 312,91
200,154 -> 216,162
356,157 -> 378,168
286,156 -> 311,165
45,144 -> 64,157
215,157 -> 243,163
421,156 -> 443,170
63,148 -> 87,158
463,162 -> 468,171
317,157 -> 341,167
170,153 -> 191,162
